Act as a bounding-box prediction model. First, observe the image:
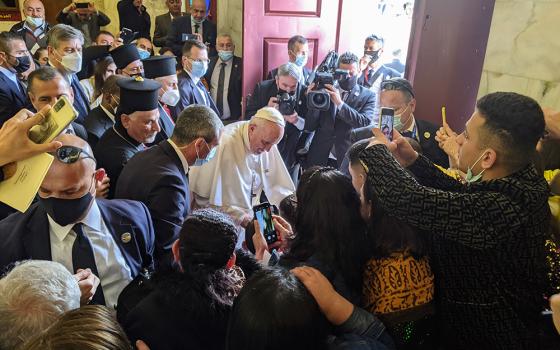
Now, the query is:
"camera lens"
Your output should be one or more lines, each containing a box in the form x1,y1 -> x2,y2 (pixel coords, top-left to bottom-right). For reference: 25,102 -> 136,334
312,93 -> 327,105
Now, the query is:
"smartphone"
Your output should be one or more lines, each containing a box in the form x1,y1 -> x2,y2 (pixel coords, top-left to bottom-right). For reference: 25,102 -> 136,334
28,96 -> 77,144
119,27 -> 138,45
75,2 -> 89,9
378,107 -> 395,141
182,33 -> 199,42
253,202 -> 278,245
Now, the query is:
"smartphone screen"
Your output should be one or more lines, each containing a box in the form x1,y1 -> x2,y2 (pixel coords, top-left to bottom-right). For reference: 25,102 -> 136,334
75,3 -> 89,8
253,203 -> 278,245
379,107 -> 395,141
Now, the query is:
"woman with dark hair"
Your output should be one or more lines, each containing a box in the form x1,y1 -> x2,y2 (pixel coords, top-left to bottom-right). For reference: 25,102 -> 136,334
121,208 -> 246,350
347,140 -> 436,350
80,56 -> 117,108
279,166 -> 372,304
227,267 -> 394,350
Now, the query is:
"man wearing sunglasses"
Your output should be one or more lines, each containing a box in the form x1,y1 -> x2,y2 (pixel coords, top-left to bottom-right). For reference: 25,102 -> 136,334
115,104 -> 222,268
0,134 -> 155,308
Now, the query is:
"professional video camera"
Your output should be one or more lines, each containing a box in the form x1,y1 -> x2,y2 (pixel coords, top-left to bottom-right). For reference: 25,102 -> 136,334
276,92 -> 297,115
307,51 -> 349,111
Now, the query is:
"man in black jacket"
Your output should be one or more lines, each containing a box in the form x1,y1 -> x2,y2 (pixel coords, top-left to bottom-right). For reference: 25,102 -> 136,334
117,0 -> 151,40
84,75 -> 122,149
205,33 -> 242,122
153,0 -> 184,47
9,0 -> 50,52
166,0 -> 217,57
247,62 -> 307,179
360,92 -> 551,349
56,2 -> 111,47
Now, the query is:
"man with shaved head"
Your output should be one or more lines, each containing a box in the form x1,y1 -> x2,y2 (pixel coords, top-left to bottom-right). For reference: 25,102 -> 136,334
0,134 -> 155,308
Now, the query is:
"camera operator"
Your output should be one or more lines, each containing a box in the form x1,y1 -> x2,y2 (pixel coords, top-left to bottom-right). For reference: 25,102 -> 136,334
246,62 -> 307,180
303,52 -> 375,168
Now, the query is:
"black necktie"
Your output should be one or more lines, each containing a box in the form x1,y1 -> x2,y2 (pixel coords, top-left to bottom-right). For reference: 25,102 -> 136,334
72,223 -> 106,305
216,62 -> 226,116
194,24 -> 200,34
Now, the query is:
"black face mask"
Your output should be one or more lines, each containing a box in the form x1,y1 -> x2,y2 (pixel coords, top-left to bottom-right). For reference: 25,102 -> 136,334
39,189 -> 94,226
338,75 -> 357,91
11,54 -> 31,73
364,50 -> 380,64
277,87 -> 296,96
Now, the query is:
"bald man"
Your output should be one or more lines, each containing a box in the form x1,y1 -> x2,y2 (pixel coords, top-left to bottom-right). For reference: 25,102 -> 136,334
0,134 -> 155,308
9,0 -> 51,53
189,107 -> 295,234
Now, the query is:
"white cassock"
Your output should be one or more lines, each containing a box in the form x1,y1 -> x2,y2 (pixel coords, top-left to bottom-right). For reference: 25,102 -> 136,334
189,120 -> 295,227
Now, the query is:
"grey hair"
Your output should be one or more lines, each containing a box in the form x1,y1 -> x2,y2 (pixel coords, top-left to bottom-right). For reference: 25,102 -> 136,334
172,104 -> 223,146
27,66 -> 69,94
47,24 -> 84,49
0,260 -> 81,350
217,33 -> 233,42
276,62 -> 302,82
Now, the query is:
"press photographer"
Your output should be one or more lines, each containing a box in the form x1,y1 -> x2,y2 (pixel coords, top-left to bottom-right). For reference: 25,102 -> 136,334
303,52 -> 375,168
246,62 -> 308,179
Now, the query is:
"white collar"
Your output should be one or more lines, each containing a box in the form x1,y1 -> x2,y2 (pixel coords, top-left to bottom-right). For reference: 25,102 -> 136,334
100,103 -> 116,123
47,200 -> 102,243
185,69 -> 200,84
168,139 -> 190,174
219,58 -> 232,66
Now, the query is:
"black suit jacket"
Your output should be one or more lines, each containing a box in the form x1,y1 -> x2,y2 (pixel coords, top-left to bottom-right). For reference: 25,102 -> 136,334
166,15 -> 217,57
115,141 -> 189,268
0,70 -> 33,126
246,79 -> 307,170
70,74 -> 91,125
204,56 -> 242,120
357,64 -> 401,88
0,199 -> 155,277
268,66 -> 311,84
9,21 -> 50,51
153,12 -> 181,47
84,106 -> 114,149
95,123 -> 145,199
176,70 -> 219,116
117,0 -> 151,40
304,85 -> 375,168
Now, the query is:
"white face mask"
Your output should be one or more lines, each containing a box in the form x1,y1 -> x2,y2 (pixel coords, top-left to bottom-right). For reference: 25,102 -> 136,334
161,88 -> 180,107
25,16 -> 44,28
58,51 -> 82,73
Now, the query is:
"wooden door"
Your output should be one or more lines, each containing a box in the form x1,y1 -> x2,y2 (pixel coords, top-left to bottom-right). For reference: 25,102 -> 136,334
43,0 -> 71,25
242,0 -> 342,117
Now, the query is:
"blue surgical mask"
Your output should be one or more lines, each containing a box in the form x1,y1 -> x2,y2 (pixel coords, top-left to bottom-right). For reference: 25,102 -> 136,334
294,54 -> 307,67
190,60 -> 208,78
193,140 -> 217,166
138,48 -> 151,60
218,50 -> 233,62
25,16 -> 44,28
465,151 -> 487,183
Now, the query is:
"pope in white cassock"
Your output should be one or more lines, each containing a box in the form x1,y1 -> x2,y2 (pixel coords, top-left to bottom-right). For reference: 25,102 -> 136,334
189,107 -> 296,230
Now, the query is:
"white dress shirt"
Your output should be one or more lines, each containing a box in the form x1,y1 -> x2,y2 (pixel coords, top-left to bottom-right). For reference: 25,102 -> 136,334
210,58 -> 233,120
47,201 -> 133,308
168,139 -> 190,174
100,103 -> 117,124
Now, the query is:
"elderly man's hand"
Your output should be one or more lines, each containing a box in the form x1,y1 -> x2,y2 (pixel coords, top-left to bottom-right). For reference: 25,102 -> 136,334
367,128 -> 418,167
0,106 -> 62,167
74,268 -> 101,305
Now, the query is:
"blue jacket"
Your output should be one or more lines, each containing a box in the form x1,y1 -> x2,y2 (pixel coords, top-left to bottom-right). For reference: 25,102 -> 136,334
176,70 -> 219,116
0,199 -> 155,277
0,70 -> 33,125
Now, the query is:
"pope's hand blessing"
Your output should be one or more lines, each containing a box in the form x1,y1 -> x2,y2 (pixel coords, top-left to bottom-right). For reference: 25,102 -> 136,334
367,128 -> 419,168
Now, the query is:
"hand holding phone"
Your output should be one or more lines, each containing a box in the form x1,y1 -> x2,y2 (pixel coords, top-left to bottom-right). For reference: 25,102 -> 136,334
379,107 -> 394,141
253,202 -> 278,245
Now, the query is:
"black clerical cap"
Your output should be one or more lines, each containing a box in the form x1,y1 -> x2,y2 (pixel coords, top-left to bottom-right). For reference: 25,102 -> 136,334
142,55 -> 177,79
117,76 -> 162,114
110,44 -> 141,70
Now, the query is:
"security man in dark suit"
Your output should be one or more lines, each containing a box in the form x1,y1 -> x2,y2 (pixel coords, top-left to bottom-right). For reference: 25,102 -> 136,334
84,75 -> 122,149
0,32 -> 34,126
166,0 -> 217,58
153,0 -> 184,47
304,52 -> 376,168
349,78 -> 449,168
176,40 -> 219,116
143,55 -> 178,144
267,35 -> 311,85
117,0 -> 151,40
95,76 -> 162,199
205,33 -> 242,123
116,105 -> 223,268
247,62 -> 307,179
0,134 -> 155,308
46,24 -> 90,125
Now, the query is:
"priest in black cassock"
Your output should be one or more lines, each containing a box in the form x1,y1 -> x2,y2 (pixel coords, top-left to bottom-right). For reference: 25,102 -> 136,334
142,55 -> 178,145
94,76 -> 162,199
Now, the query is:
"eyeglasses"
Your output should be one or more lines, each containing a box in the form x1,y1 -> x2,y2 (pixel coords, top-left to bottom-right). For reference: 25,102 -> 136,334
188,57 -> 210,64
380,79 -> 415,99
51,146 -> 96,164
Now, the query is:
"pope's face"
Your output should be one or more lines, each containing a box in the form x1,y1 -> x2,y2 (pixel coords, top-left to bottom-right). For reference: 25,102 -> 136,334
248,122 -> 284,155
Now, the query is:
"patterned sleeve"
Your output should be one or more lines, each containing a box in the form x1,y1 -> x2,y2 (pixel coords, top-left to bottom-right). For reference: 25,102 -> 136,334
407,153 -> 465,192
359,145 -> 523,249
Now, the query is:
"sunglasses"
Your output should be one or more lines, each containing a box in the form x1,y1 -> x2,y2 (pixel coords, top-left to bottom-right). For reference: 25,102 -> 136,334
380,79 -> 415,99
51,145 -> 96,164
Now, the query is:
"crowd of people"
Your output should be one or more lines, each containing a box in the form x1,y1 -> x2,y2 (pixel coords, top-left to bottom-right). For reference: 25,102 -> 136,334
0,0 -> 559,349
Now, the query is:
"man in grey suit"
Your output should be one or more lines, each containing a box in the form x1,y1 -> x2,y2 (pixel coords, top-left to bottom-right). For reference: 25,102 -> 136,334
154,0 -> 184,47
